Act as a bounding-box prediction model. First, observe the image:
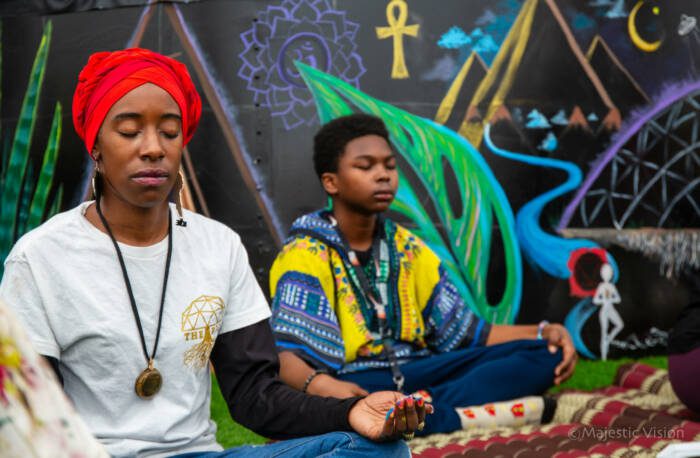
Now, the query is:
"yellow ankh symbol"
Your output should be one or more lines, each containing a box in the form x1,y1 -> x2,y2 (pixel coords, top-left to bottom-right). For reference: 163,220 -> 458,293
376,0 -> 419,79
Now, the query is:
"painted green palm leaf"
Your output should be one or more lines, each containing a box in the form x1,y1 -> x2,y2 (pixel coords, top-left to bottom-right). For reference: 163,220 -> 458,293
0,21 -> 52,259
297,62 -> 523,323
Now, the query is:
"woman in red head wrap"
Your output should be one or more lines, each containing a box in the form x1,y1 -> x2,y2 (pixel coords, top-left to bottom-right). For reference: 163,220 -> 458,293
0,48 -> 426,458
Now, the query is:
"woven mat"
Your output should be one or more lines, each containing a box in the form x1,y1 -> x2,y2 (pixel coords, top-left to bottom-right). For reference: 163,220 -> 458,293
410,363 -> 700,457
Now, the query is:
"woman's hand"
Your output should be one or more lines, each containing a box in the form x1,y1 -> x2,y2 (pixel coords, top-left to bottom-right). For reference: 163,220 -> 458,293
307,374 -> 369,398
348,392 -> 433,441
543,323 -> 578,385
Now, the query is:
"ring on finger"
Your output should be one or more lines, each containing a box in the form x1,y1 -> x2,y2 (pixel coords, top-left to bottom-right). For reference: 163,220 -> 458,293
417,421 -> 425,431
402,432 -> 415,441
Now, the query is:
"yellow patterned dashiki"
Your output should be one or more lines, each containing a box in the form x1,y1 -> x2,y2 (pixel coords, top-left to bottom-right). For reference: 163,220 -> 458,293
269,210 -> 490,374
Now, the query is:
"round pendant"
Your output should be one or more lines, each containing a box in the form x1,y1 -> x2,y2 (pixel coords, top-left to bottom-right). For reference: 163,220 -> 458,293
135,366 -> 162,399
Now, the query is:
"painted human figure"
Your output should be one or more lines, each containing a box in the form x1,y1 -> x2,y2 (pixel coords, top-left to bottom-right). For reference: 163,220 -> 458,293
593,263 -> 624,360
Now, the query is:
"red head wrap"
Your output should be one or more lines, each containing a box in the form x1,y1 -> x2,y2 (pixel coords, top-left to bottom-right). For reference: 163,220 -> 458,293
72,48 -> 202,157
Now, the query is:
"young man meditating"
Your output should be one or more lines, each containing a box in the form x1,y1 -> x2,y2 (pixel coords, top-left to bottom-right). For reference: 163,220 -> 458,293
0,50 -> 427,457
269,114 -> 578,435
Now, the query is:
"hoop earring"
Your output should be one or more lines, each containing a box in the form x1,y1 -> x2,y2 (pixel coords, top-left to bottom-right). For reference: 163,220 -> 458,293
174,172 -> 187,227
92,168 -> 100,199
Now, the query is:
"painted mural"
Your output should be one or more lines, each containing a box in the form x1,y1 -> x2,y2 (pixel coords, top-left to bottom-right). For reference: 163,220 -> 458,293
0,0 -> 698,360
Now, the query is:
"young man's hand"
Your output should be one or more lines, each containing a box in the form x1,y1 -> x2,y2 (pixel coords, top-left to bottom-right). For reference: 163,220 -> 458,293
307,373 -> 369,398
348,392 -> 433,441
542,323 -> 577,385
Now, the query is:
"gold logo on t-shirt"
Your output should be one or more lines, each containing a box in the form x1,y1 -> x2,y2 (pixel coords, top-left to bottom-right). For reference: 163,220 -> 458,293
181,295 -> 225,369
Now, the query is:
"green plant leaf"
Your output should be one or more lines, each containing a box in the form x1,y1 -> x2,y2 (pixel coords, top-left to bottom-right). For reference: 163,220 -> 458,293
18,159 -> 34,236
49,184 -> 63,218
297,62 -> 523,323
0,20 -> 52,260
0,21 -> 3,148
26,102 -> 62,232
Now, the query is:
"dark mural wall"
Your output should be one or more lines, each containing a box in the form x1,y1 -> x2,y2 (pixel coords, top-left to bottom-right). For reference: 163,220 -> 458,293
1,0 -> 698,360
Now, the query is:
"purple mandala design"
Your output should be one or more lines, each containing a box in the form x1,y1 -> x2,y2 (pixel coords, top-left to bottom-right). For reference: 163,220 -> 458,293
238,0 -> 366,130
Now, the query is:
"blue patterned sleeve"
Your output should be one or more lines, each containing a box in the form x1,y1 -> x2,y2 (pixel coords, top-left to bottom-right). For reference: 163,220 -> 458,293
270,271 -> 346,371
422,265 -> 491,352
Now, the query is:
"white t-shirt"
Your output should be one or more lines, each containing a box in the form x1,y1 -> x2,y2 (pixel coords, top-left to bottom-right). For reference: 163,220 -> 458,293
0,202 -> 271,457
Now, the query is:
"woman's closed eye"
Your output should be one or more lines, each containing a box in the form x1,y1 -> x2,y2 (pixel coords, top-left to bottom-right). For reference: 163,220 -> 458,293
161,130 -> 180,139
118,130 -> 139,138
160,118 -> 182,139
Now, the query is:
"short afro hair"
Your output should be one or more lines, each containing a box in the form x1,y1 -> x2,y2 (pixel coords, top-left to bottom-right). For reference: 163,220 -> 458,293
313,113 -> 390,179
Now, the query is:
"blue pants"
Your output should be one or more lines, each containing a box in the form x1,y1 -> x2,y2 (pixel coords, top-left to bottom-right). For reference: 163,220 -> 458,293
173,432 -> 409,457
338,339 -> 561,435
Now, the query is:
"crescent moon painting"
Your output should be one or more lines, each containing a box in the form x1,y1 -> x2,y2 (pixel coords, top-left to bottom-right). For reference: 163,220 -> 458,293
628,1 -> 662,52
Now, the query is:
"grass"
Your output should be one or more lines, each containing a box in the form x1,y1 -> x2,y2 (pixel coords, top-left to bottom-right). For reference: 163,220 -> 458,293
549,355 -> 668,393
209,356 -> 669,448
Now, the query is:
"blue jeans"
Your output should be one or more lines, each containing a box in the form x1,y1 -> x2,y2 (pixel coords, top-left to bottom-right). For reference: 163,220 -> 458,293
339,339 -> 561,435
172,432 -> 410,457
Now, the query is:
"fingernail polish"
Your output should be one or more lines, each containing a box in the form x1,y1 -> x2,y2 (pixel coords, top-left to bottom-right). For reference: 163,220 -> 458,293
385,408 -> 394,420
416,398 -> 424,407
406,397 -> 414,407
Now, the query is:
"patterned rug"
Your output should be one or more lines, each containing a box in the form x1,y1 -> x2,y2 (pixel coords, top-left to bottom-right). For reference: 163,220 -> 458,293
409,363 -> 700,457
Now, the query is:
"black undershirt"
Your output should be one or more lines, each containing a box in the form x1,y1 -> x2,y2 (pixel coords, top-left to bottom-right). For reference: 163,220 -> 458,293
354,248 -> 372,266
43,319 -> 361,439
